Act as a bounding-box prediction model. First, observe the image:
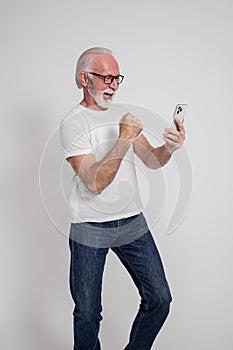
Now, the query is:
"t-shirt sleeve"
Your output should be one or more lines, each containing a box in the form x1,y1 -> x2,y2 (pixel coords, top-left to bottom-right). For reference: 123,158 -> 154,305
60,115 -> 93,160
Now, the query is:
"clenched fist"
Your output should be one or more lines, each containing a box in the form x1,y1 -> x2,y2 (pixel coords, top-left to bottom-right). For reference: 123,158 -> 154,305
119,113 -> 143,142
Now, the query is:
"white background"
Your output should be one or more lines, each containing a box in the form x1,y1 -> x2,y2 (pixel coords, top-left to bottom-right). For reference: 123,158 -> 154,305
1,0 -> 233,349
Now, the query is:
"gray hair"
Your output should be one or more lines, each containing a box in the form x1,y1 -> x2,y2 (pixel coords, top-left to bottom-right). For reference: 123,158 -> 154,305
75,47 -> 113,89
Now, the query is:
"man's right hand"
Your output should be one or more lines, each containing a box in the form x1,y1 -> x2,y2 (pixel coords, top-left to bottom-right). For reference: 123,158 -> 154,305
68,113 -> 143,195
119,113 -> 143,142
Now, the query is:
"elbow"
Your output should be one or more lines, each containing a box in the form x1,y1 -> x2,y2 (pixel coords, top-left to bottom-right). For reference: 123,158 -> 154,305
146,160 -> 168,170
90,188 -> 103,195
147,163 -> 160,170
87,183 -> 103,195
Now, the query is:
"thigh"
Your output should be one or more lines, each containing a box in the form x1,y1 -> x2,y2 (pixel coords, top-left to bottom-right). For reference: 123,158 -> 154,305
111,231 -> 172,302
69,238 -> 109,307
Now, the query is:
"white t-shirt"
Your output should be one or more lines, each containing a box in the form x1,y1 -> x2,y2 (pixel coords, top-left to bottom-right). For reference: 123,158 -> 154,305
60,103 -> 143,223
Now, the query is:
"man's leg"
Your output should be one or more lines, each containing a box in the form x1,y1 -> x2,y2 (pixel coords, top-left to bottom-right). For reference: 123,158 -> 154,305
111,230 -> 172,350
69,237 -> 109,350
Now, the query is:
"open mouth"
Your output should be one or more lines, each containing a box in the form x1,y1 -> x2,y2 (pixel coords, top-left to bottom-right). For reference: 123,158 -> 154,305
104,92 -> 114,97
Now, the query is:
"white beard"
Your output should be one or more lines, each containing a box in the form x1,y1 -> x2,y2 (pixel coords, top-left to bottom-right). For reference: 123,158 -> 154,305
87,80 -> 114,109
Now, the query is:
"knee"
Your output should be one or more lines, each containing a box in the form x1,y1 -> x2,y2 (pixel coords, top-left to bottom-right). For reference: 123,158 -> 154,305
160,292 -> 172,315
144,288 -> 172,315
157,292 -> 171,314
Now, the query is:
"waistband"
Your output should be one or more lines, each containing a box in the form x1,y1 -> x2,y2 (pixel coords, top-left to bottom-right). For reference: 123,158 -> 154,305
69,212 -> 148,248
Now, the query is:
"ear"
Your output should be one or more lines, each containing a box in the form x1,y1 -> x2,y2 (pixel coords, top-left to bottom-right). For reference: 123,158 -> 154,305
79,72 -> 89,87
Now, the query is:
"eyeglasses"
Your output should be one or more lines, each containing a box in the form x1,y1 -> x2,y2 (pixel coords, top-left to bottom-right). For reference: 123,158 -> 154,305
87,72 -> 124,84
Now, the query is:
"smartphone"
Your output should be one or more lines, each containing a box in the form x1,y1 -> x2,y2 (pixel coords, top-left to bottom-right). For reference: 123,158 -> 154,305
171,104 -> 188,130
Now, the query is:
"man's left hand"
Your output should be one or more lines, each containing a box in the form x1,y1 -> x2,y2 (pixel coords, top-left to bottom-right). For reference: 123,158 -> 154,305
163,118 -> 186,154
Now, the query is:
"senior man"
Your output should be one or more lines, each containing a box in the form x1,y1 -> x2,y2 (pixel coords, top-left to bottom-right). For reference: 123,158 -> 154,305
60,47 -> 185,350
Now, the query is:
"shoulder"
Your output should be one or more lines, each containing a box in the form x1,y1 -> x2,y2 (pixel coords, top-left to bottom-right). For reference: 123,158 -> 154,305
60,104 -> 84,124
60,105 -> 87,134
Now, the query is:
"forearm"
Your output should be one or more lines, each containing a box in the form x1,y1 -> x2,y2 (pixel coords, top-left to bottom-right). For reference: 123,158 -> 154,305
78,113 -> 142,194
86,138 -> 131,194
148,145 -> 172,169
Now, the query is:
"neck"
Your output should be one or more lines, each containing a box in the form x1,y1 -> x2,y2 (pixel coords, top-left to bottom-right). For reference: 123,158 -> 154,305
80,99 -> 105,111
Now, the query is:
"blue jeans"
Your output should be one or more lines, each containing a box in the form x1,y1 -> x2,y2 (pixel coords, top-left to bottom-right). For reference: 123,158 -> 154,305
69,214 -> 172,350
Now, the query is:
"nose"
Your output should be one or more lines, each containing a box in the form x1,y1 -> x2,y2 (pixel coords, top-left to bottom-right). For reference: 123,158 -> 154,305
109,78 -> 119,91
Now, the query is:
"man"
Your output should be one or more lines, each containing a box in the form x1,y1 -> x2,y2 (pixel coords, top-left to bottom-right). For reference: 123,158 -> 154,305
60,47 -> 185,350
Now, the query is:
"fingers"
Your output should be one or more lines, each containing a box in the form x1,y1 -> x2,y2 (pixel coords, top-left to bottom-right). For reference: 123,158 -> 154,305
120,113 -> 143,130
163,131 -> 182,144
163,122 -> 186,153
165,121 -> 186,141
120,113 -> 143,128
175,118 -> 185,132
163,134 -> 183,153
119,113 -> 143,141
